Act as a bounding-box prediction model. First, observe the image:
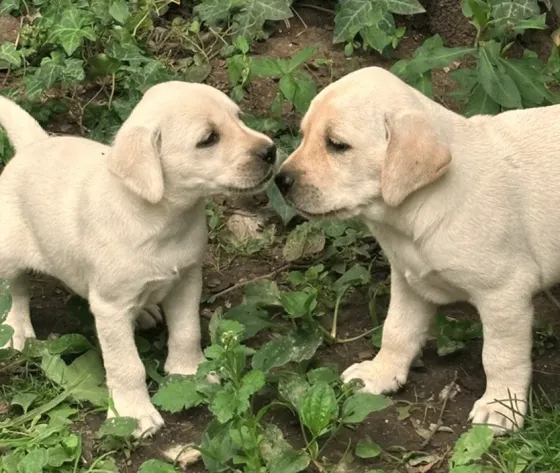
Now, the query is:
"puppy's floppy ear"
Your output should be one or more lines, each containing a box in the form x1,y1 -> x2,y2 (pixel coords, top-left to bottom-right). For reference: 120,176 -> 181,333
108,125 -> 164,204
381,112 -> 451,207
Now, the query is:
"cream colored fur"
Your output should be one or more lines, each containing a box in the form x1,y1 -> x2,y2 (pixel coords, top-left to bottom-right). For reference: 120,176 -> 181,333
275,66 -> 560,433
0,82 -> 275,436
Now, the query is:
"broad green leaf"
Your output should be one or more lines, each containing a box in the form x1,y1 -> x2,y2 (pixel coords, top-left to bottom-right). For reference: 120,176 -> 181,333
224,304 -> 272,339
251,57 -> 285,78
252,335 -> 294,372
383,0 -> 425,15
279,72 -> 317,113
0,279 -> 12,324
478,42 -> 522,109
239,370 -> 266,401
244,280 -> 282,307
491,0 -> 540,23
260,423 -> 294,462
361,8 -> 395,54
278,373 -> 309,410
334,264 -> 371,292
209,384 -> 238,423
450,425 -> 494,466
47,334 -> 92,355
283,222 -> 326,262
300,382 -> 338,437
138,459 -> 178,473
194,0 -> 235,25
499,57 -> 552,106
267,181 -> 296,225
0,42 -> 22,67
62,58 -> 86,83
18,448 -> 48,473
307,366 -> 339,385
289,326 -> 323,362
105,39 -> 146,62
342,392 -> 393,423
49,9 -> 96,55
98,417 -> 138,438
0,324 -> 14,347
47,443 -> 77,467
152,376 -> 205,413
0,0 -> 20,14
288,47 -> 316,72
355,438 -> 382,458
334,0 -> 375,43
268,448 -> 311,473
279,291 -> 317,318
11,393 -> 38,414
233,0 -> 293,39
463,84 -> 500,117
108,0 -> 130,24
200,420 -> 236,470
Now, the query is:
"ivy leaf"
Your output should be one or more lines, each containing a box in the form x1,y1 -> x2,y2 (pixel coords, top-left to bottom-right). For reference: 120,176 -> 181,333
152,376 -> 205,413
98,417 -> 138,438
194,0 -> 236,25
0,0 -> 20,14
300,382 -> 338,437
233,0 -> 293,39
491,0 -> 540,23
383,0 -> 425,14
477,42 -> 521,109
450,425 -> 494,466
108,0 -> 130,24
342,392 -> 393,423
334,0 -> 375,43
0,42 -> 23,67
50,9 -> 97,55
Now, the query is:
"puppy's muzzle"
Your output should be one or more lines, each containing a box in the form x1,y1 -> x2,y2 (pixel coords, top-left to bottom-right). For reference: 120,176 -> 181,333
275,171 -> 295,195
255,143 -> 277,165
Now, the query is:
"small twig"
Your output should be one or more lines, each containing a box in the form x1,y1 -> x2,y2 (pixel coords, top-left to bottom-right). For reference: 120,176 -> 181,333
291,6 -> 308,29
208,264 -> 291,301
544,288 -> 560,311
296,3 -> 335,14
420,371 -> 459,449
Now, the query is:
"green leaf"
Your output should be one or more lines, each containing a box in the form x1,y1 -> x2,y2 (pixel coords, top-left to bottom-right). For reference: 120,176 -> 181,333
98,417 -> 138,438
278,373 -> 309,410
334,264 -> 371,293
200,420 -> 236,470
18,448 -> 48,473
47,334 -> 92,355
0,324 -> 14,347
450,425 -> 494,466
152,376 -> 205,413
283,222 -> 325,262
499,57 -> 551,106
289,326 -> 323,362
11,393 -> 38,414
334,0 -> 375,43
279,73 -> 317,113
0,0 -> 20,14
463,83 -> 500,117
342,392 -> 393,423
383,0 -> 425,15
138,460 -> 178,473
209,384 -> 238,423
300,382 -> 338,437
355,438 -> 382,458
109,0 -> 130,24
280,292 -> 317,318
224,304 -> 272,339
252,335 -> 294,372
268,448 -> 311,473
307,366 -> 339,385
267,181 -> 295,225
0,42 -> 23,67
491,0 -> 540,23
194,0 -> 235,25
244,280 -> 282,307
47,443 -> 78,467
49,8 -> 96,55
288,47 -> 316,72
251,57 -> 284,78
0,279 -> 12,324
233,0 -> 294,39
239,370 -> 266,401
477,42 -> 522,109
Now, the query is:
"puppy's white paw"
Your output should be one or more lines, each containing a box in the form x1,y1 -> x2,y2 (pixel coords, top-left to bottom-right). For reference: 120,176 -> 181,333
469,393 -> 527,435
109,395 -> 165,438
4,313 -> 36,351
341,357 -> 407,394
165,352 -> 219,384
136,305 -> 163,330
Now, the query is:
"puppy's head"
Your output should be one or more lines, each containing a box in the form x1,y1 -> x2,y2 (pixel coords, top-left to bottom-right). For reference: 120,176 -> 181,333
275,67 -> 451,219
108,82 -> 276,204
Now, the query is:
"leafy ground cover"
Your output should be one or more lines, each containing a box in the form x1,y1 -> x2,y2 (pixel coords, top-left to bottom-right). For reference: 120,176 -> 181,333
2,1 -> 560,472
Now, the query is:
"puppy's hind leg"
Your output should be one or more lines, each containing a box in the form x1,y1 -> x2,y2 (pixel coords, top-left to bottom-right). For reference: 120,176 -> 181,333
2,273 -> 35,350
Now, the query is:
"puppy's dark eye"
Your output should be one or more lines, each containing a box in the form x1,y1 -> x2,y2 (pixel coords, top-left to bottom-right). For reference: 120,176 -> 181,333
326,137 -> 351,153
197,131 -> 219,148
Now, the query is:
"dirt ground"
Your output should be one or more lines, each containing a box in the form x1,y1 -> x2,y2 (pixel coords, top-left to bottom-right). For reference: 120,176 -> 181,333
4,2 -> 560,472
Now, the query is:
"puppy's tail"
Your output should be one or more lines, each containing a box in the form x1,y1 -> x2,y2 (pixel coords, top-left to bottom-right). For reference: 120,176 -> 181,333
0,95 -> 49,152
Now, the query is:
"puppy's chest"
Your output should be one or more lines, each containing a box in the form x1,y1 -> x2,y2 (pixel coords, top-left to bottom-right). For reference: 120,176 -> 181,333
375,230 -> 466,304
138,267 -> 181,306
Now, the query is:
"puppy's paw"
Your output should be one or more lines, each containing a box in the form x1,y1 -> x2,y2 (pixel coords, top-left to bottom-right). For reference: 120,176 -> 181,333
469,393 -> 527,435
341,357 -> 407,394
4,314 -> 36,351
136,305 -> 163,330
108,397 -> 165,438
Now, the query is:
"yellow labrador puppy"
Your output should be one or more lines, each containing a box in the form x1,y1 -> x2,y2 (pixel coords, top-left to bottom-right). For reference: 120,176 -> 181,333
274,66 -> 560,434
0,82 -> 276,436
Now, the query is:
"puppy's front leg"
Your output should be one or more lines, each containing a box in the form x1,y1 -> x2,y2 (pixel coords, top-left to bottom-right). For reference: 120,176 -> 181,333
342,268 -> 436,393
89,292 -> 164,437
469,293 -> 532,434
162,264 -> 206,376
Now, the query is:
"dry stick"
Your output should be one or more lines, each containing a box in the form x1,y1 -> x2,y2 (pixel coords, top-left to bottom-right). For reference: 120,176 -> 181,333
544,288 -> 560,311
209,264 -> 291,301
420,371 -> 459,449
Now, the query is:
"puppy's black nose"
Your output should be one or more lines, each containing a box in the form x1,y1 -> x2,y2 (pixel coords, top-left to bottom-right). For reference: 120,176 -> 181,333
275,172 -> 295,195
256,143 -> 277,164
